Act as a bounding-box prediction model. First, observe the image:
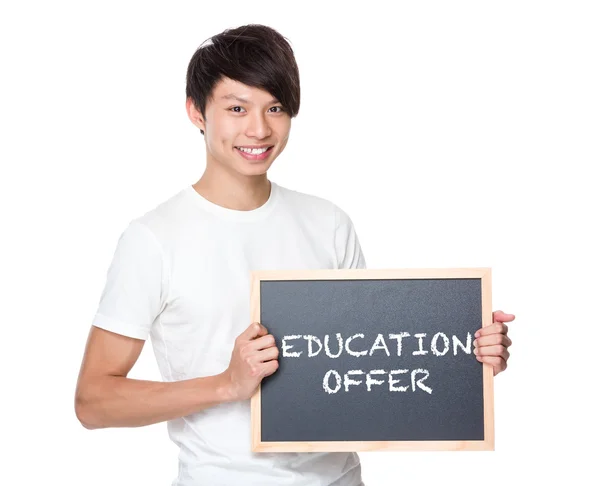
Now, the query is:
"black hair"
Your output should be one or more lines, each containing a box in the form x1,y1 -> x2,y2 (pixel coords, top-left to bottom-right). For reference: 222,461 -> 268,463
186,24 -> 301,135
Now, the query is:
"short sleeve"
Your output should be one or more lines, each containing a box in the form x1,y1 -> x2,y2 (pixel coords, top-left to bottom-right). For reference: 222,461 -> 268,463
333,204 -> 367,269
91,221 -> 168,340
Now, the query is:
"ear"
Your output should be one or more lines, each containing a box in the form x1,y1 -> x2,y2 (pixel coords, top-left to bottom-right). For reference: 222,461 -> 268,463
186,97 -> 206,134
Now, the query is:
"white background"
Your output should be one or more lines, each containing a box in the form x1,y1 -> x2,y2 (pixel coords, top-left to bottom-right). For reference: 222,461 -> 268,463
1,1 -> 598,484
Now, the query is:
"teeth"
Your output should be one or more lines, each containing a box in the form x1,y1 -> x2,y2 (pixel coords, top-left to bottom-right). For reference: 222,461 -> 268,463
237,146 -> 269,154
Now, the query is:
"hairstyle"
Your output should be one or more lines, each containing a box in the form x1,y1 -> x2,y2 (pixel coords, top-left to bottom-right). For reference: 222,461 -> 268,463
185,24 -> 301,135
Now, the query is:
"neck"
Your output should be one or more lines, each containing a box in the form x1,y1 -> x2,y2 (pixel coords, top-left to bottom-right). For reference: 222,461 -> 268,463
192,164 -> 272,211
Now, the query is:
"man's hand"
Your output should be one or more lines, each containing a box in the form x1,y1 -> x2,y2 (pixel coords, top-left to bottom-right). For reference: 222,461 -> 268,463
222,322 -> 279,401
474,310 -> 515,376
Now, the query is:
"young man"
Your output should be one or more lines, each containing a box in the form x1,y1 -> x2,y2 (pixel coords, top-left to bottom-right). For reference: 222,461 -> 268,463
75,24 -> 515,486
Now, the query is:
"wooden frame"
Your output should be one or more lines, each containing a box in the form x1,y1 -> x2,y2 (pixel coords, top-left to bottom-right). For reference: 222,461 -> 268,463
250,267 -> 494,452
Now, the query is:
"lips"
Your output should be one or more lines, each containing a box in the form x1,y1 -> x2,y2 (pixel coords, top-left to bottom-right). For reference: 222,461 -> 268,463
234,146 -> 274,161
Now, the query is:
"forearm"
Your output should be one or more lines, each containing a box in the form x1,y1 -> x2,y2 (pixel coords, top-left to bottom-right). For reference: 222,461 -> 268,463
75,372 -> 233,429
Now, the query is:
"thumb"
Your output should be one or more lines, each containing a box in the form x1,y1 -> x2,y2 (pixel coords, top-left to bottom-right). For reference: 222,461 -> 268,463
493,310 -> 516,322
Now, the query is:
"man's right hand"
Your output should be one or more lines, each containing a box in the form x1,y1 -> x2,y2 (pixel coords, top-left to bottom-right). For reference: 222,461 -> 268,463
221,322 -> 280,402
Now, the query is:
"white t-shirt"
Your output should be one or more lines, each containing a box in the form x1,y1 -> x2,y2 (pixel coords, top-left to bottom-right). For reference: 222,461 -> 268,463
92,180 -> 367,486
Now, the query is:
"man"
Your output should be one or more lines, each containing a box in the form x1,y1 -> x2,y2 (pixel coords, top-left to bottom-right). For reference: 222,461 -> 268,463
75,24 -> 515,486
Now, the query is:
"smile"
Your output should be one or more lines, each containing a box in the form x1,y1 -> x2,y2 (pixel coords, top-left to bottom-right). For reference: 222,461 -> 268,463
235,146 -> 272,154
234,146 -> 274,161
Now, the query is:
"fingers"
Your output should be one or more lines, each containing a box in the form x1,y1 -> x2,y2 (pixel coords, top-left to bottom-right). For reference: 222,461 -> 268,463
238,331 -> 277,360
239,322 -> 268,341
474,343 -> 510,360
493,310 -> 516,323
226,322 -> 280,401
247,333 -> 277,352
475,321 -> 508,338
255,346 -> 279,363
474,319 -> 511,376
474,333 -> 512,348
242,347 -> 280,377
262,359 -> 279,377
238,335 -> 279,369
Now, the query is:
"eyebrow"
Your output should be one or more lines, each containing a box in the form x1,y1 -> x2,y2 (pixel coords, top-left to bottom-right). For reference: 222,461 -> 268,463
220,94 -> 280,104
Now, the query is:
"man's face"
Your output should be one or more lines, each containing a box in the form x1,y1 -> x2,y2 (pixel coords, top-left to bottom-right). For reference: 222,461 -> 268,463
188,77 -> 292,177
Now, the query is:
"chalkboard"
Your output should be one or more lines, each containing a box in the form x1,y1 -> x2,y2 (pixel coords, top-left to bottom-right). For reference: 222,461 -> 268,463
250,268 -> 494,452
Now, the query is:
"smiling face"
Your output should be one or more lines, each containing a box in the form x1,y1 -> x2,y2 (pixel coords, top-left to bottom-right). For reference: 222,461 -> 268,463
187,76 -> 292,178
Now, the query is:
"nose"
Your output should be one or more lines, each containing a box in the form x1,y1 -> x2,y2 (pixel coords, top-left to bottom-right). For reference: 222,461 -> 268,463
245,111 -> 272,139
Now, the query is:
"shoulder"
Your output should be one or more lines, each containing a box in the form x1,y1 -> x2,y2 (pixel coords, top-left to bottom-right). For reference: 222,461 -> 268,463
275,182 -> 350,224
125,187 -> 192,247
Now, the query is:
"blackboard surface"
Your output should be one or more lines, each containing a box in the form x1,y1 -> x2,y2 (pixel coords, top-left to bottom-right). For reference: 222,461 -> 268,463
250,269 -> 493,452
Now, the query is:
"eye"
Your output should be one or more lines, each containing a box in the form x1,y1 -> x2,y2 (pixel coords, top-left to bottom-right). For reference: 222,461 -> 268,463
229,105 -> 284,114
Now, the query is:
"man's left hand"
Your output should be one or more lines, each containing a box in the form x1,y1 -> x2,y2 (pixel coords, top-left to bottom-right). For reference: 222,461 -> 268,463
474,310 -> 515,376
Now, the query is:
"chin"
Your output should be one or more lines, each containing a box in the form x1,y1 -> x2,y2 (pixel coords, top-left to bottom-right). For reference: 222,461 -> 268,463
236,162 -> 272,177
232,153 -> 277,177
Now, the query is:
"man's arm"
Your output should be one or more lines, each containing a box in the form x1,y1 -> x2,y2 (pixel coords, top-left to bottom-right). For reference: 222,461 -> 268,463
74,322 -> 278,429
74,326 -> 230,429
